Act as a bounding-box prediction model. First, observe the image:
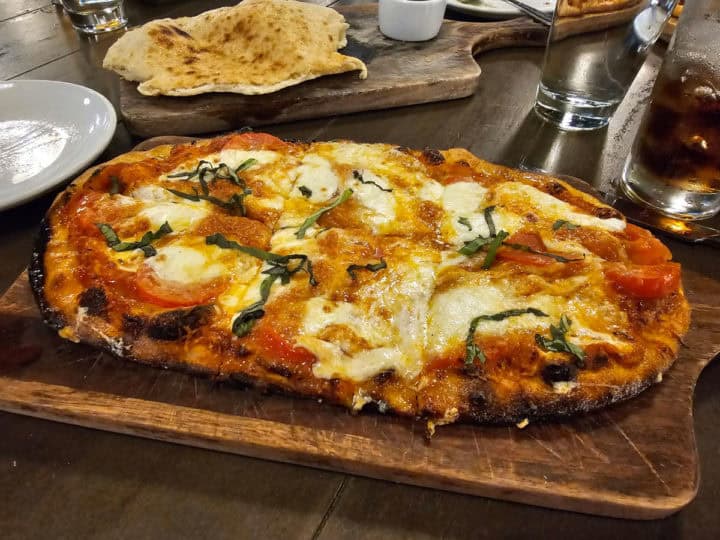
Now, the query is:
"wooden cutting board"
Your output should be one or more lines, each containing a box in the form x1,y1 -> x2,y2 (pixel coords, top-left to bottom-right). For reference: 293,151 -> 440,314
1,171 -> 718,520
119,3 -> 639,137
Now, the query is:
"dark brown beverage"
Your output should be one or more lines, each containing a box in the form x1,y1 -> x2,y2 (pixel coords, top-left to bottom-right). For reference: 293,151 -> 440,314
623,63 -> 720,218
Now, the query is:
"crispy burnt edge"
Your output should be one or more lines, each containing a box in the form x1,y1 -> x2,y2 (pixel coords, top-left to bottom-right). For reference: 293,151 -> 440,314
454,334 -> 684,425
28,137 -> 692,427
29,217 -> 65,331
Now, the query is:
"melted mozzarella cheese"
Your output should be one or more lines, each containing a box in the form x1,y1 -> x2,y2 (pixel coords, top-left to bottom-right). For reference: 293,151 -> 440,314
300,338 -> 408,382
416,179 -> 444,202
427,272 -> 630,357
436,181 -> 525,245
293,154 -> 341,202
427,279 -> 562,355
137,202 -> 209,232
302,297 -> 394,347
442,205 -> 523,246
218,149 -> 278,169
145,245 -> 227,285
350,170 -> 397,229
441,182 -> 488,214
494,182 -> 626,232
268,228 -> 321,256
131,185 -> 176,202
302,256 -> 437,382
571,326 -> 633,352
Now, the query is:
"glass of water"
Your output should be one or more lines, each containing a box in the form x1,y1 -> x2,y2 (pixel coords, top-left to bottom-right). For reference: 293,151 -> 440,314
60,0 -> 127,34
534,0 -> 678,130
621,0 -> 720,220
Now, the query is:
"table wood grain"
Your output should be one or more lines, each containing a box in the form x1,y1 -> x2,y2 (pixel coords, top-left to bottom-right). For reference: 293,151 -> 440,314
1,1 -> 719,539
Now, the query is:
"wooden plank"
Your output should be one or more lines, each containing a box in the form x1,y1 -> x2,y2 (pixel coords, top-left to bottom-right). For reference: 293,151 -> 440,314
0,1 -> 49,23
0,5 -> 80,79
0,411 -> 344,540
0,266 -> 718,519
119,5 -> 549,137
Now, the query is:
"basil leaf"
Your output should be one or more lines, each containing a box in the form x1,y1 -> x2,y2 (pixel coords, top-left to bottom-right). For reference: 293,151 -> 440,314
466,339 -> 486,366
205,233 -> 286,262
212,163 -> 239,185
458,235 -> 493,256
481,230 -> 509,269
458,217 -> 472,231
298,185 -> 312,198
553,219 -> 580,231
235,158 -> 258,173
167,159 -> 215,180
166,187 -> 251,216
464,308 -> 548,365
208,232 -> 318,336
483,205 -> 497,237
96,223 -> 120,246
259,274 -> 279,302
232,301 -> 265,337
534,315 -> 586,363
168,159 -> 254,188
347,259 -> 387,280
504,242 -> 583,263
96,222 -> 172,257
352,170 -> 393,192
295,188 -> 353,239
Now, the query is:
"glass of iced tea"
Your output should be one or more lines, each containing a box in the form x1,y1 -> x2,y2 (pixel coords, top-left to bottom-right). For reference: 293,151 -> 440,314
621,0 -> 720,220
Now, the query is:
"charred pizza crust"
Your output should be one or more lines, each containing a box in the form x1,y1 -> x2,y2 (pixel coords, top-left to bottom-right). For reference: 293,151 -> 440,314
31,133 -> 691,426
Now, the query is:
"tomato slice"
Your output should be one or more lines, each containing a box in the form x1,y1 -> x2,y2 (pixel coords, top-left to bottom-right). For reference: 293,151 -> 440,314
624,223 -> 672,265
222,132 -> 288,151
605,262 -> 681,299
254,324 -> 315,364
135,265 -> 226,308
496,231 -> 554,266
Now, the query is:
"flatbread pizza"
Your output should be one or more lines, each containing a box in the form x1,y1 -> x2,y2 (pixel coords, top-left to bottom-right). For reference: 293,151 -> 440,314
31,132 -> 691,429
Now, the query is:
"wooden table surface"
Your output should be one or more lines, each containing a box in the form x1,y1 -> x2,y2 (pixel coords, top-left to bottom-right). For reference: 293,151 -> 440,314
1,1 -> 719,538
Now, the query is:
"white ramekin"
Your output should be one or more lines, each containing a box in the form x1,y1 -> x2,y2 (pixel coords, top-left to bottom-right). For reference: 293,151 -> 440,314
378,0 -> 448,42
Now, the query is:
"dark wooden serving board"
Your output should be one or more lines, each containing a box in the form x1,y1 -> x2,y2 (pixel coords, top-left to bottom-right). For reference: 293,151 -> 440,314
120,4 -> 648,137
119,3 -> 638,137
0,268 -> 718,519
120,3 -> 544,136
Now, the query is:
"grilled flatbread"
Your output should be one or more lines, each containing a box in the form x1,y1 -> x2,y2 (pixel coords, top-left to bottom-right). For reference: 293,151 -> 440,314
103,0 -> 368,97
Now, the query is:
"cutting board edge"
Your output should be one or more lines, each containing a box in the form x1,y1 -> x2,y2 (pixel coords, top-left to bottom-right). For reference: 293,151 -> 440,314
0,375 -> 700,520
119,80 -> 480,138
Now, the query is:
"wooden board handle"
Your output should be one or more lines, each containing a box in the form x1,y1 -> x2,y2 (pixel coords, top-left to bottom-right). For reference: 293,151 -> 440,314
453,17 -> 548,56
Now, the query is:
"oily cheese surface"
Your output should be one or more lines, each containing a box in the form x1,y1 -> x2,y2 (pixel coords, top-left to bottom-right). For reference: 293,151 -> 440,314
31,132 -> 691,426
102,0 -> 368,97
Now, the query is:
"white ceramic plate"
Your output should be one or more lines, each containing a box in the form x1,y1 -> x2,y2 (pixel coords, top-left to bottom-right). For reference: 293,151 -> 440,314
447,0 -> 556,20
0,80 -> 116,211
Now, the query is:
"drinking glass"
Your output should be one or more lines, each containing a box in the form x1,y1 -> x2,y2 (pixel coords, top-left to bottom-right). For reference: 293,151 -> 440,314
534,0 -> 678,130
621,0 -> 720,220
60,0 -> 127,34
